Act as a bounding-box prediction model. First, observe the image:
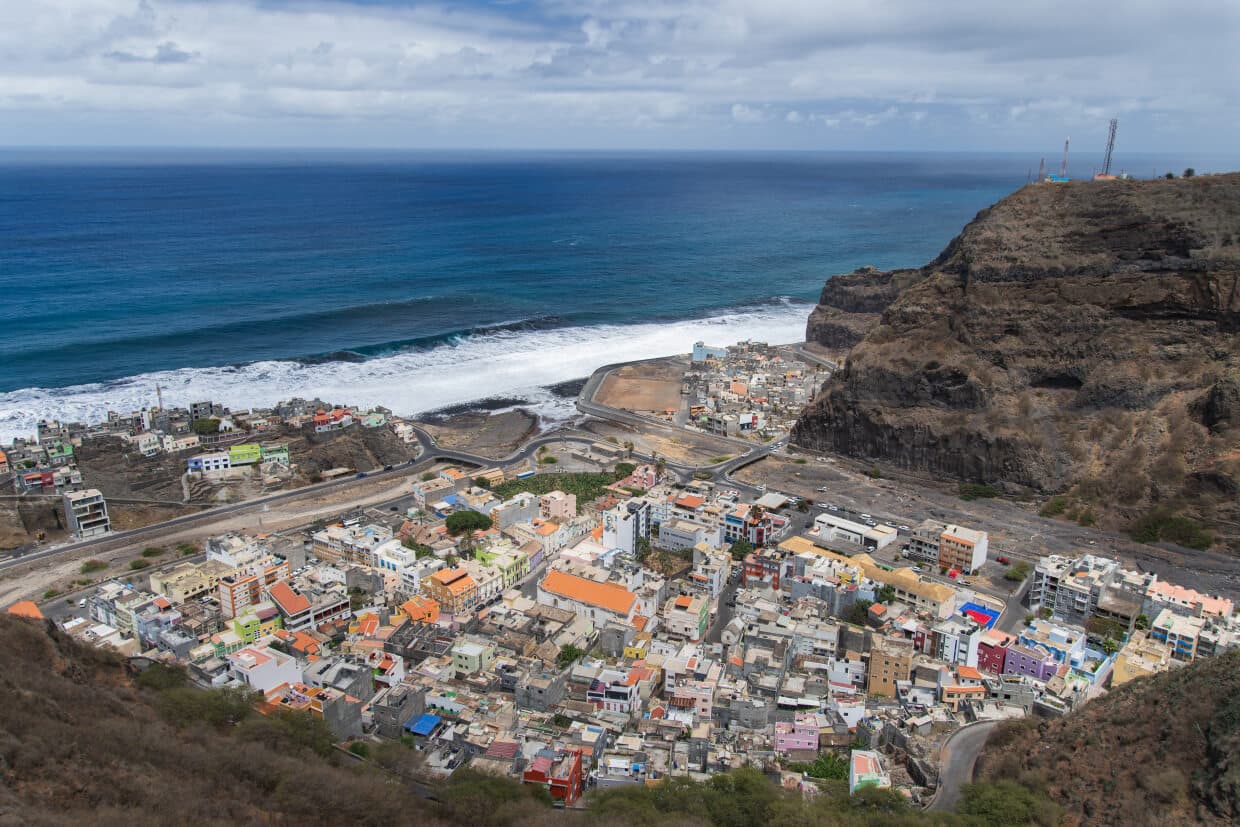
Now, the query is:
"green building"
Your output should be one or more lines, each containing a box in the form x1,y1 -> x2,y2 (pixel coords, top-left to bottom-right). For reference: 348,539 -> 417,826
228,443 -> 263,466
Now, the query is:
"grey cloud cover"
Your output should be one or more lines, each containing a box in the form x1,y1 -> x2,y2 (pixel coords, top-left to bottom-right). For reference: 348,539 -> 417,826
0,0 -> 1236,150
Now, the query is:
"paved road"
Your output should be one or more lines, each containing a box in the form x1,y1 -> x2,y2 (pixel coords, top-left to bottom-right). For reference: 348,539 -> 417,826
929,720 -> 1000,811
703,574 -> 740,646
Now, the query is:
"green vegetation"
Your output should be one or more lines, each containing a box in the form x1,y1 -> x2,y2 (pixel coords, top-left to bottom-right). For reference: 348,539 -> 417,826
876,585 -> 897,604
866,466 -> 883,479
445,510 -> 493,535
42,588 -> 59,600
176,543 -> 197,557
1039,496 -> 1069,517
693,471 -> 713,480
846,599 -> 874,626
129,559 -> 151,571
401,537 -> 434,558
614,462 -> 637,478
347,741 -> 370,759
710,456 -> 731,464
794,458 -> 808,464
80,559 -> 108,575
636,536 -> 653,563
473,476 -> 493,489
958,780 -> 1061,827
190,417 -> 220,435
589,767 -> 965,827
785,750 -> 848,780
421,471 -> 436,481
1128,508 -> 1214,550
491,470 -> 628,512
728,538 -> 753,561
141,546 -> 165,558
539,455 -> 558,465
1004,560 -> 1030,582
556,644 -> 585,668
1184,167 -> 1196,178
1135,613 -> 1150,630
958,483 -> 1000,501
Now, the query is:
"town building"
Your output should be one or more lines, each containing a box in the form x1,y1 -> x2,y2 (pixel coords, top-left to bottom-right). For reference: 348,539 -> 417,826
62,489 -> 110,539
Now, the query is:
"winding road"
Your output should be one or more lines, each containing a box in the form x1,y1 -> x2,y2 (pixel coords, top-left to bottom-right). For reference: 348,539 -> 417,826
928,720 -> 1000,811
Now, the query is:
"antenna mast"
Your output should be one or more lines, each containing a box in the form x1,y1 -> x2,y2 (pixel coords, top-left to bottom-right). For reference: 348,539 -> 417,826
1060,137 -> 1070,178
1101,118 -> 1117,176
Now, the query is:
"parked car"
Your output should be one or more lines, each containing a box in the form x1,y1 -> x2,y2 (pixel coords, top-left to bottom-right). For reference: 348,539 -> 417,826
384,465 -> 394,471
859,513 -> 872,520
355,472 -> 367,479
996,555 -> 1011,565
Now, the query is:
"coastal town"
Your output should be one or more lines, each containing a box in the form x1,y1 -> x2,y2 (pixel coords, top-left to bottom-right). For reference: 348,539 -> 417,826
2,336 -> 1238,810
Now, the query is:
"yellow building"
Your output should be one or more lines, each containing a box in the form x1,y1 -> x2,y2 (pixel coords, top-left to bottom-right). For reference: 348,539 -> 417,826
1111,631 -> 1174,687
421,568 -> 479,616
780,536 -> 957,617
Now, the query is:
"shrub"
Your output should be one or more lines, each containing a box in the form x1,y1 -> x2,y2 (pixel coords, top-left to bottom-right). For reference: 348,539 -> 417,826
1039,496 -> 1069,517
794,458 -> 807,464
614,462 -> 636,477
1129,509 -> 1213,550
347,741 -> 370,759
472,476 -> 492,489
866,466 -> 883,478
129,559 -> 151,571
42,588 -> 59,600
557,644 -> 585,668
135,662 -> 189,692
141,547 -> 165,558
80,559 -> 108,574
959,482 -> 1001,501
960,779 -> 1061,827
176,543 -> 197,557
539,455 -> 558,465
1005,561 -> 1030,582
445,510 -> 493,535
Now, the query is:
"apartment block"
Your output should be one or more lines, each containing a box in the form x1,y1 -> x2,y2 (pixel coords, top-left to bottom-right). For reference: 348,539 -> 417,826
63,489 -> 110,539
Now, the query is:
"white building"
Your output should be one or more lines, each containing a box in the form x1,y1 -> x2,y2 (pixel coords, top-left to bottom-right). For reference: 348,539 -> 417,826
63,489 -> 110,539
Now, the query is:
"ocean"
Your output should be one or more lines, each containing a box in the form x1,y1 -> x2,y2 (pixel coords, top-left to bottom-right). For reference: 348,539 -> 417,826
0,149 -> 1215,440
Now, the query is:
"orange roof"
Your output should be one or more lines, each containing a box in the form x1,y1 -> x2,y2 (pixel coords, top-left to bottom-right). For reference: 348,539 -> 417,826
6,600 -> 42,620
956,665 -> 983,680
535,520 -> 560,536
541,570 -> 636,616
632,615 -> 650,631
674,595 -> 693,609
674,495 -> 705,509
267,581 -> 311,615
430,568 -> 476,594
591,526 -> 604,541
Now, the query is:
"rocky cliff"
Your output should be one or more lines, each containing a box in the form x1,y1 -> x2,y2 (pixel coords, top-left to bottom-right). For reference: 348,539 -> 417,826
793,174 -> 1240,550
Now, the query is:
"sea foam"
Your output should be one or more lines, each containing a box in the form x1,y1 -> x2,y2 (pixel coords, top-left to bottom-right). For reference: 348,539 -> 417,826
0,303 -> 811,442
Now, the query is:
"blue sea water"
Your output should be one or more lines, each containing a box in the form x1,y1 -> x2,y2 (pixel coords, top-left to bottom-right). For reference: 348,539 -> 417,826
0,149 -> 1220,438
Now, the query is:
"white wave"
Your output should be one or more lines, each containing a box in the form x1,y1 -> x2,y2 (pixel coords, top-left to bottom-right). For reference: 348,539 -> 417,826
0,303 -> 811,442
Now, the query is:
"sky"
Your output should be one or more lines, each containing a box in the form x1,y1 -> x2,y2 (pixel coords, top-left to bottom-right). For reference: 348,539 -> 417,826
1,0 -> 1237,152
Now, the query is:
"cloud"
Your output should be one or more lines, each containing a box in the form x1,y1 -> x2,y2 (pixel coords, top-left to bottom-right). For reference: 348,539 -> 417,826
730,103 -> 766,123
106,40 -> 196,63
0,0 -> 1235,150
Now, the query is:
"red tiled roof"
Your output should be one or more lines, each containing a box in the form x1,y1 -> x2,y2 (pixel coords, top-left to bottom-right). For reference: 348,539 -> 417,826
267,580 -> 311,615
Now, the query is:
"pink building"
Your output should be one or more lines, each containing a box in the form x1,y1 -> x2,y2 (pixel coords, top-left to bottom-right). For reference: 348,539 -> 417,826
539,490 -> 577,521
775,713 -> 820,755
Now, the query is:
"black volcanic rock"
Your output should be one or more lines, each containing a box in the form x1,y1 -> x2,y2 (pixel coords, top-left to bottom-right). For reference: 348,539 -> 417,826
793,174 -> 1240,549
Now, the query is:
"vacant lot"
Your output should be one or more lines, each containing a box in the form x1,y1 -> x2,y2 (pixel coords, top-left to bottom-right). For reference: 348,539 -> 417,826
596,359 -> 685,413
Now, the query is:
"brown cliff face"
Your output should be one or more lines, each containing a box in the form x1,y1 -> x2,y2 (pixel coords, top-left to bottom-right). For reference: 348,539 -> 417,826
805,266 -> 925,350
793,174 -> 1240,550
